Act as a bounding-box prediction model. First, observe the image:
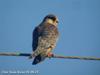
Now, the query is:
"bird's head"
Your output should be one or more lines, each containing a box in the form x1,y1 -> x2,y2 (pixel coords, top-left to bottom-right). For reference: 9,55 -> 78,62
43,14 -> 59,26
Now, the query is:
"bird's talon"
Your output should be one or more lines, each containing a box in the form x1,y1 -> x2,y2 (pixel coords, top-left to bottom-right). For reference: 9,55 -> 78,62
47,53 -> 54,58
29,55 -> 33,59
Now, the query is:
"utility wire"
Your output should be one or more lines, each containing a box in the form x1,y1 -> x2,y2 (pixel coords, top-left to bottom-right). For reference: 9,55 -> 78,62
0,52 -> 100,61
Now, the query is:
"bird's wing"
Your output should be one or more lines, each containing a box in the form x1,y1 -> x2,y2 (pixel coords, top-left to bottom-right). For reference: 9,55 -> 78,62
32,26 -> 41,51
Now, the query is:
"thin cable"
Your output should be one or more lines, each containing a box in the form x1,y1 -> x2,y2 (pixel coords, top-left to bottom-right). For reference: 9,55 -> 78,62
0,52 -> 100,61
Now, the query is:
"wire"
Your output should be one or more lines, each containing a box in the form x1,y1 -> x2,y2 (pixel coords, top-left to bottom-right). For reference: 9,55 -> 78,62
0,52 -> 100,61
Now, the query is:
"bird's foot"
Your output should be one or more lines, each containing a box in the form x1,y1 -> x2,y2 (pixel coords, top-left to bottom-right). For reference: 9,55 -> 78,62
28,53 -> 35,59
29,55 -> 33,59
47,53 -> 54,58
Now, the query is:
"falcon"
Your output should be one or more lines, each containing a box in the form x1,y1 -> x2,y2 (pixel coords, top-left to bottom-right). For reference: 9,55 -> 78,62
30,14 -> 59,65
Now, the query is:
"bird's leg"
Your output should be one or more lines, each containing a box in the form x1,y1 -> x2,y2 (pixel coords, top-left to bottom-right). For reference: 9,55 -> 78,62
46,45 -> 55,58
29,52 -> 35,59
47,52 -> 54,58
29,49 -> 41,59
28,54 -> 33,59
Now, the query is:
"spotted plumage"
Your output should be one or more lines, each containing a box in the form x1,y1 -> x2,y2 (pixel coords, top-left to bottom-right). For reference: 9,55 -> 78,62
30,14 -> 59,65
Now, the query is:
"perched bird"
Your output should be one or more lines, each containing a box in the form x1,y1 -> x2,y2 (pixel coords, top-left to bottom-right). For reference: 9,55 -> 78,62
30,14 -> 59,65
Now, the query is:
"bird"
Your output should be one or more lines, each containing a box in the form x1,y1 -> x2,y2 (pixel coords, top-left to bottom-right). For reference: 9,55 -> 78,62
30,14 -> 59,65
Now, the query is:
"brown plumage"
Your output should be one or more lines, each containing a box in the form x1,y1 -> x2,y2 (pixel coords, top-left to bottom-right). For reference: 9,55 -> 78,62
30,14 -> 59,65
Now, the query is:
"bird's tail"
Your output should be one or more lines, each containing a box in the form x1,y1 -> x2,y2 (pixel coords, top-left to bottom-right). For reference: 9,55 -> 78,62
32,54 -> 46,65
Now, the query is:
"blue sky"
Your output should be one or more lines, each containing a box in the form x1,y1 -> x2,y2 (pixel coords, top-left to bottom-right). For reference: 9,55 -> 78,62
0,0 -> 100,75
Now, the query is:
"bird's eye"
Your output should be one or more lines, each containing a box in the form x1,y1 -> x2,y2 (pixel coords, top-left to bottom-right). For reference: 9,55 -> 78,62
56,20 -> 59,23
